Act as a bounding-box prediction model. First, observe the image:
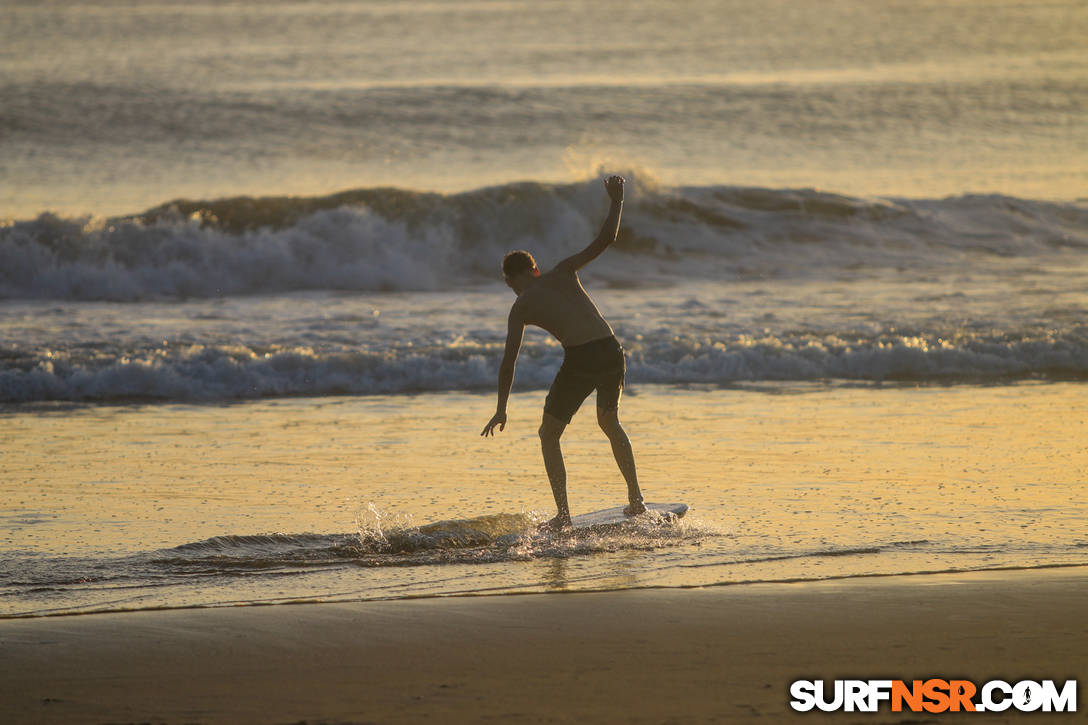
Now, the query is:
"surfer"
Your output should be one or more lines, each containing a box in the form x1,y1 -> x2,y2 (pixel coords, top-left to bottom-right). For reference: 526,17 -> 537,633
481,175 -> 646,531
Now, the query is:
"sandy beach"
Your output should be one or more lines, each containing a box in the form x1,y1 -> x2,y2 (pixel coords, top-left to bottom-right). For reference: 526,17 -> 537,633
2,566 -> 1085,724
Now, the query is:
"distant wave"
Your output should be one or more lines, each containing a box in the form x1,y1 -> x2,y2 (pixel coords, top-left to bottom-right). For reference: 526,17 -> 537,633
3,177 -> 1085,301
2,330 -> 1085,403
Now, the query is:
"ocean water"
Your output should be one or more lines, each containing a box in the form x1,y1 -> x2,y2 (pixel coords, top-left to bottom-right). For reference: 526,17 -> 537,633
3,383 -> 1087,617
3,0 -> 1086,215
1,0 -> 1087,617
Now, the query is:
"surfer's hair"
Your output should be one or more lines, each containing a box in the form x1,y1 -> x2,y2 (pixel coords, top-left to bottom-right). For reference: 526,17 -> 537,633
502,250 -> 537,278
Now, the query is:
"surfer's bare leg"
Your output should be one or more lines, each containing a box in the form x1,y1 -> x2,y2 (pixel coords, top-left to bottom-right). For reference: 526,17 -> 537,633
539,413 -> 572,528
597,407 -> 646,515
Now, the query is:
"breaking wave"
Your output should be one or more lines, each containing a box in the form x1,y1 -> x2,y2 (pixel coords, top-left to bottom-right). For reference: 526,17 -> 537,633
2,329 -> 1085,403
3,177 -> 1086,301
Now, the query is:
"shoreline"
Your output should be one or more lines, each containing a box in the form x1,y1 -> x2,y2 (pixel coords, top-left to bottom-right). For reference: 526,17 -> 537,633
6,560 -> 1088,622
3,567 -> 1085,724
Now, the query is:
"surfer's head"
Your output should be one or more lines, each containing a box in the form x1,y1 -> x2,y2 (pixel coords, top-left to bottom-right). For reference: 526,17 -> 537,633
502,250 -> 539,292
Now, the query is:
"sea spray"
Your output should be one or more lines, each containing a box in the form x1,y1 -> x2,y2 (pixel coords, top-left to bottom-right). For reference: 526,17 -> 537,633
3,180 -> 1085,301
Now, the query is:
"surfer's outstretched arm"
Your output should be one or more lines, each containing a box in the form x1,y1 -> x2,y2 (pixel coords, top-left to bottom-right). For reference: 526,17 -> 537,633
556,176 -> 624,273
481,306 -> 525,436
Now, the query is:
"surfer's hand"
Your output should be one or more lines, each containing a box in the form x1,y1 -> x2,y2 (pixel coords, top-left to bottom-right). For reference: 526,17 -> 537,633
481,411 -> 507,437
604,175 -> 624,203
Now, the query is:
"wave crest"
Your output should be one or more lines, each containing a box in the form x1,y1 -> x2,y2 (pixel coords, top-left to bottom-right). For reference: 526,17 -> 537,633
3,330 -> 1085,403
3,178 -> 1085,300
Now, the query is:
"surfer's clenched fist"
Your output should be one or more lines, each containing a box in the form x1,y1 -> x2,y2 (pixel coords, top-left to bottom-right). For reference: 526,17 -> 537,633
604,175 -> 624,203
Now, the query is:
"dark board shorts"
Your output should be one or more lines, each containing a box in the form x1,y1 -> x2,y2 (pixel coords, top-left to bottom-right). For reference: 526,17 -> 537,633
543,335 -> 625,425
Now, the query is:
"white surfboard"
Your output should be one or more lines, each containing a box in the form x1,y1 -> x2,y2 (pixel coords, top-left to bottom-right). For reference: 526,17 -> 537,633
570,502 -> 688,530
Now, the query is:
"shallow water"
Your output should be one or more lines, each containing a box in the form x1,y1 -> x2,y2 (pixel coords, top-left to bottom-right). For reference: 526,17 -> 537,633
2,0 -> 1086,620
3,383 -> 1085,617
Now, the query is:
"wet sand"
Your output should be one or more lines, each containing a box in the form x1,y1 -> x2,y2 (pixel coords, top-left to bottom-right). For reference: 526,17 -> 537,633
3,567 -> 1085,724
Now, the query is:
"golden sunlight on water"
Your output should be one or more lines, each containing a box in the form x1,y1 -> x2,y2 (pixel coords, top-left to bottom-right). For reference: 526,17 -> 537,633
3,382 -> 1084,565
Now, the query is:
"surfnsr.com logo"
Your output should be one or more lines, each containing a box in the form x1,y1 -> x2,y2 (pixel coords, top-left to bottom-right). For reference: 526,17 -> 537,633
789,679 -> 1077,713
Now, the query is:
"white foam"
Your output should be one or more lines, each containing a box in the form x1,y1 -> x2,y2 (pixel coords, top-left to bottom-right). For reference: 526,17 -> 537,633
3,330 -> 1085,403
2,180 -> 1085,301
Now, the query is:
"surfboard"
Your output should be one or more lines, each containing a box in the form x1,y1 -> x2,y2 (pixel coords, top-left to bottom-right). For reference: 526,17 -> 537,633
570,502 -> 688,530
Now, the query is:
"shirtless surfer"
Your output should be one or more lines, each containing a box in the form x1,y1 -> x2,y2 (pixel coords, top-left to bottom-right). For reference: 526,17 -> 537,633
480,175 -> 646,530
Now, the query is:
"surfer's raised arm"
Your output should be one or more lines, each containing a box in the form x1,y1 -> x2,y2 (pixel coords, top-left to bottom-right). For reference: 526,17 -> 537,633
481,304 -> 525,436
555,175 -> 625,273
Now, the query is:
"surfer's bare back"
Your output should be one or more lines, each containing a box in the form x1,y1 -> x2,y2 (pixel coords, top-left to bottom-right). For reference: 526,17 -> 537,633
481,175 -> 646,530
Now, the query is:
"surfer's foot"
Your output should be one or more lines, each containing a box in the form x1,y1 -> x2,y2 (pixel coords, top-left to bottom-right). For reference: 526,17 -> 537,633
624,501 -> 647,517
539,514 -> 572,532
